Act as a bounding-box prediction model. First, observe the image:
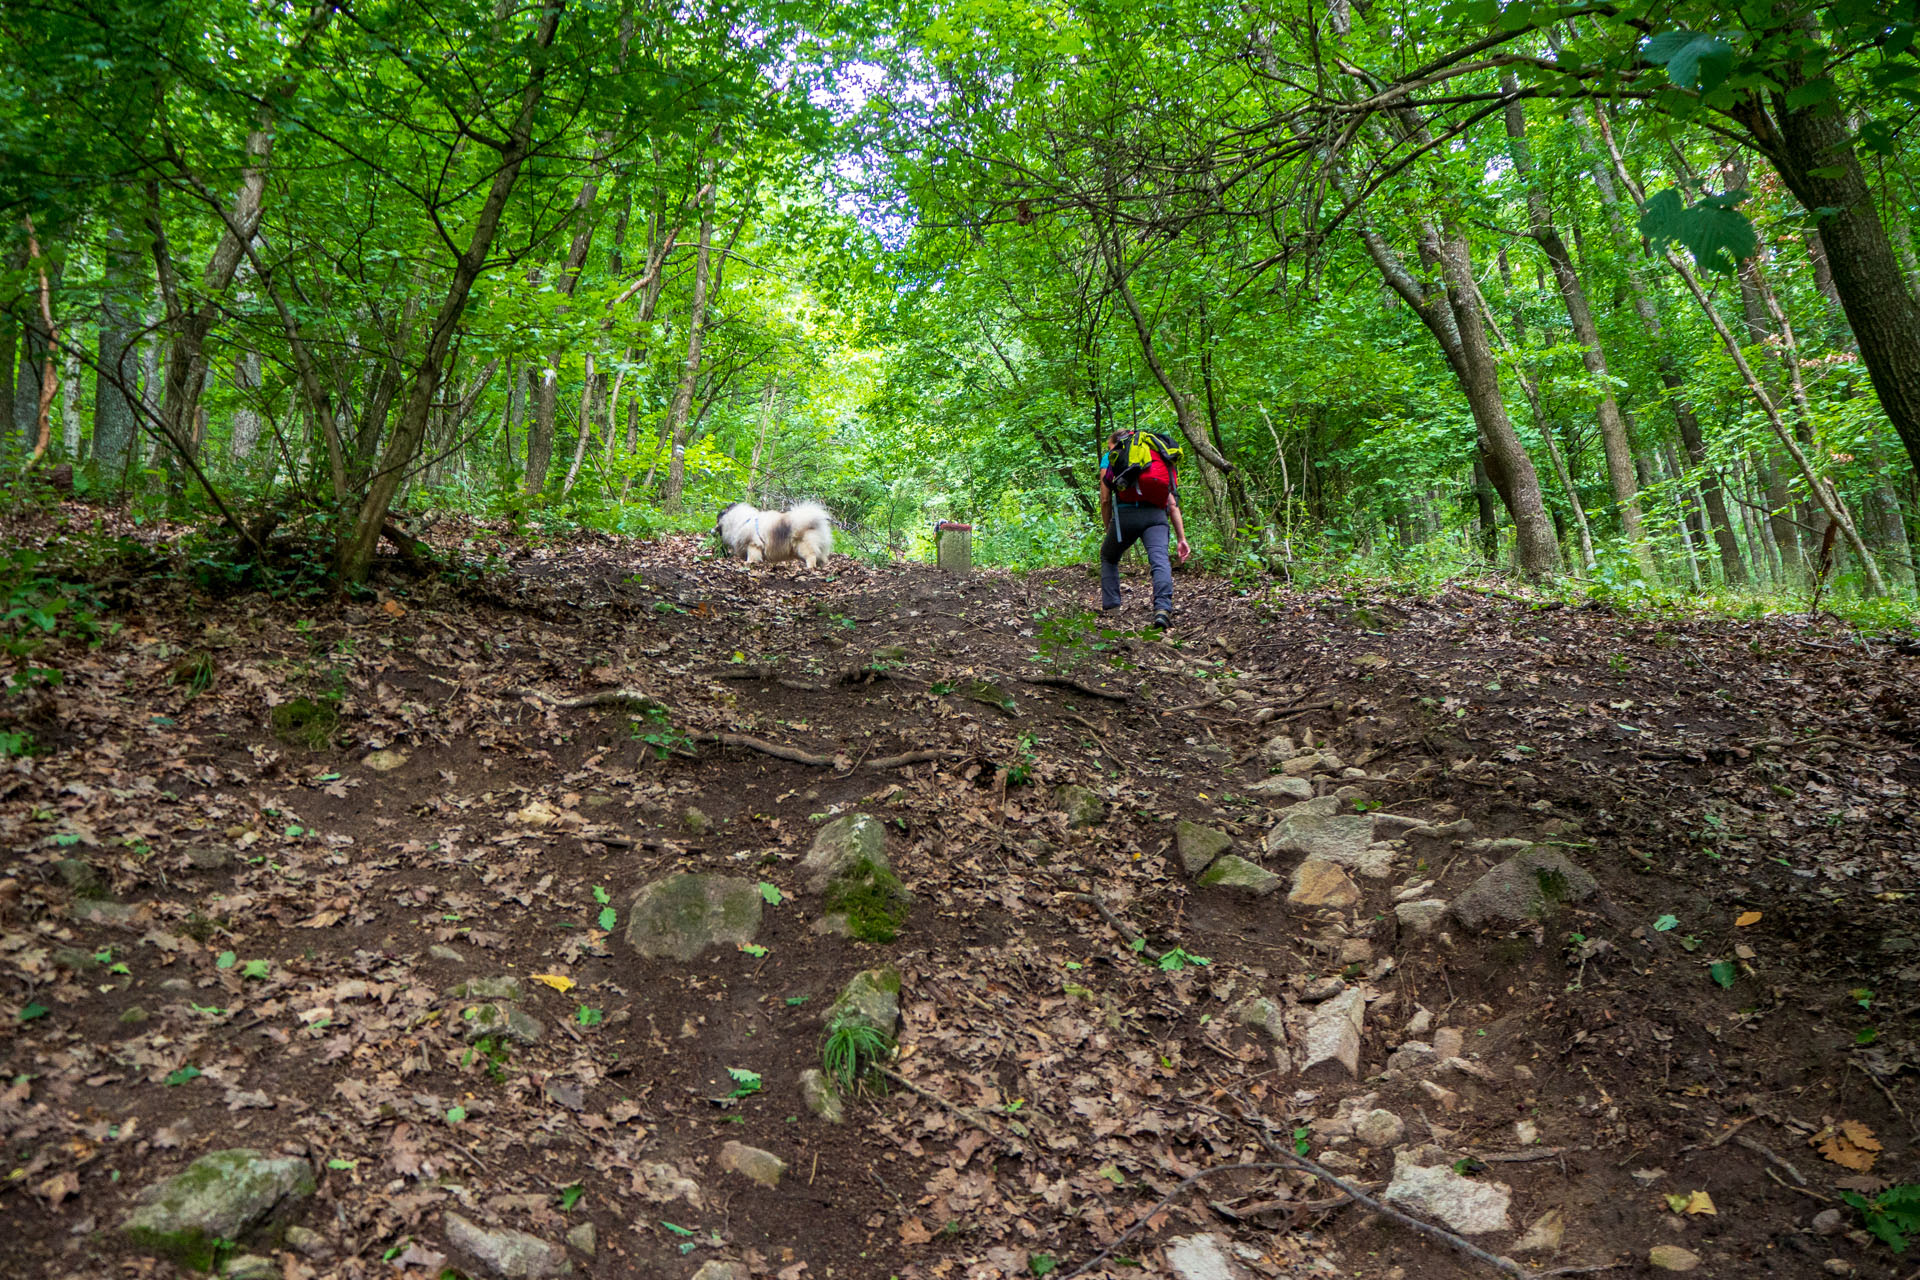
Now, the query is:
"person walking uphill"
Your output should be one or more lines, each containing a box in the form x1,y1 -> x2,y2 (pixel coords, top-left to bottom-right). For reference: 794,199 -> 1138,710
1098,428 -> 1190,629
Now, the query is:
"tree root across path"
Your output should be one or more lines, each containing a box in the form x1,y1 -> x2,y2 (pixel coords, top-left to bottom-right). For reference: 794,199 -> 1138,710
507,687 -> 966,772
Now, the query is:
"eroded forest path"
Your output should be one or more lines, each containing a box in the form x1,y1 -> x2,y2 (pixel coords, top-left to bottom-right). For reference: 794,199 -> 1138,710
3,523 -> 1918,1280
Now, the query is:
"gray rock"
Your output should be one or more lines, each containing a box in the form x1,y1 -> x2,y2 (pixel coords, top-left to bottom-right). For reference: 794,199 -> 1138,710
444,1212 -> 573,1278
1386,1041 -> 1435,1074
52,946 -> 103,972
718,1141 -> 786,1188
183,844 -> 232,870
1280,753 -> 1326,777
1196,855 -> 1281,896
1265,798 -> 1375,866
801,814 -> 888,893
624,874 -> 763,960
682,805 -> 712,836
1175,821 -> 1233,876
1648,1245 -> 1701,1272
1259,735 -> 1296,763
1512,1208 -> 1565,1253
544,1079 -> 584,1112
225,1255 -> 278,1280
1383,1152 -> 1511,1234
1246,775 -> 1313,801
68,898 -> 138,927
449,975 -> 524,1002
1054,784 -> 1106,828
1301,976 -> 1347,1002
1433,1027 -> 1464,1059
828,965 -> 901,1040
120,1148 -> 316,1269
1354,1109 -> 1405,1147
1300,987 -> 1366,1079
119,1005 -> 148,1025
1449,848 -> 1597,932
1231,996 -> 1287,1044
1395,899 -> 1449,935
565,1223 -> 596,1256
56,857 -> 104,896
1812,1208 -> 1845,1236
428,944 -> 468,964
1289,859 -> 1360,909
799,1068 -> 845,1123
284,1225 -> 329,1257
1164,1232 -> 1245,1280
691,1264 -> 749,1280
1466,836 -> 1536,857
460,1002 -> 544,1045
362,749 -> 409,772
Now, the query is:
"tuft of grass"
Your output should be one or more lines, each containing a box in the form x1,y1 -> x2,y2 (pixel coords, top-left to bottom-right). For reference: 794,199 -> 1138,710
171,652 -> 215,698
271,696 -> 339,749
821,1021 -> 894,1094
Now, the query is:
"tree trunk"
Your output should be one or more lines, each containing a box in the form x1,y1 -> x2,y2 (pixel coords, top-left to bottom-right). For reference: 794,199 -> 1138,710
559,354 -> 597,495
230,350 -> 262,461
12,250 -> 64,458
337,1 -> 562,582
1470,456 -> 1499,562
660,177 -> 716,513
1505,83 -> 1651,576
1759,62 -> 1920,476
1864,480 -> 1916,594
746,376 -> 774,501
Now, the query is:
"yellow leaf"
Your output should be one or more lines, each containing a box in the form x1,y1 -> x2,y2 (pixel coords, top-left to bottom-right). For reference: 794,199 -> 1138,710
1683,1190 -> 1716,1216
531,973 -> 575,994
1814,1121 -> 1882,1172
1840,1120 -> 1882,1151
1735,911 -> 1762,927
1664,1193 -> 1689,1213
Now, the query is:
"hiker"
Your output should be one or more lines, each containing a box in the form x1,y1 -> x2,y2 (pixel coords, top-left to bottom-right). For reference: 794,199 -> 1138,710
1098,429 -> 1190,629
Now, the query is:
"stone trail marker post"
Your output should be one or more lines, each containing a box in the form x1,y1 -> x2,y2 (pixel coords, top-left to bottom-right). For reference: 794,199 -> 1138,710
935,521 -> 972,575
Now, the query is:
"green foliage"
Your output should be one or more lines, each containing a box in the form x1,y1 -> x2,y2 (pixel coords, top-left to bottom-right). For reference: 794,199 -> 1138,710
1638,188 -> 1759,274
271,696 -> 340,750
1843,1183 -> 1920,1253
629,705 -> 692,758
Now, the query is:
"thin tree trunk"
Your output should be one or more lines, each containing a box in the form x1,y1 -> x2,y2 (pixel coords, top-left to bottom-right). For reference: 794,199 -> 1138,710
560,354 -> 597,495
660,175 -> 716,512
746,376 -> 773,501
1504,82 -> 1651,576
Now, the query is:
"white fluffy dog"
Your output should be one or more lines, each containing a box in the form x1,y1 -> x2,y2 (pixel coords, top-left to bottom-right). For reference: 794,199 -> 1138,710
715,500 -> 833,568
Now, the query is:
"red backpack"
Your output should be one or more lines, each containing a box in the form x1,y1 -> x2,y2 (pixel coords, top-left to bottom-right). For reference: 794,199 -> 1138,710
1107,430 -> 1179,507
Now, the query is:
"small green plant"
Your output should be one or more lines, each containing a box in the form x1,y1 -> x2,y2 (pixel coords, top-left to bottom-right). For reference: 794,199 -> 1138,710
821,1021 -> 894,1093
1843,1182 -> 1920,1253
1155,947 -> 1212,972
1006,732 -> 1038,786
630,705 -> 692,758
726,1067 -> 763,1098
171,652 -> 215,698
462,1034 -> 511,1080
0,729 -> 34,758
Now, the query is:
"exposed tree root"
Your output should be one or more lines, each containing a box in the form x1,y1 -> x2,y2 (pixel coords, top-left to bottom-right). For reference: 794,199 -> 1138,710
506,686 -> 671,714
1020,673 -> 1131,702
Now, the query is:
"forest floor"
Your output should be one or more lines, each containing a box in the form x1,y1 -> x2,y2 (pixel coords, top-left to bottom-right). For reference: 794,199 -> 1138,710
2,513 -> 1919,1280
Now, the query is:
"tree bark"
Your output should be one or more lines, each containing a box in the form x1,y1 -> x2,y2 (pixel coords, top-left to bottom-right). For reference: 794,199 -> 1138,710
525,162 -> 605,496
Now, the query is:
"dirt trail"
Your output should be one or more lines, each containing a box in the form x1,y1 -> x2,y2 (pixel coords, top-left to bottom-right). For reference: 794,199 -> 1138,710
2,526 -> 1917,1280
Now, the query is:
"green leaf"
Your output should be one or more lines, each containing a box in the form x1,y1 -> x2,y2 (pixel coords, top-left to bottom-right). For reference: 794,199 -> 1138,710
576,1006 -> 604,1026
18,1002 -> 49,1021
242,959 -> 270,980
1639,187 -> 1758,273
216,951 -> 237,970
1653,914 -> 1679,932
1709,960 -> 1737,988
1643,30 -> 1733,91
661,1221 -> 696,1237
327,1157 -> 358,1170
593,885 -> 611,905
446,1104 -> 467,1124
560,1184 -> 585,1210
785,995 -> 809,1006
597,906 -> 618,931
758,881 -> 784,905
738,943 -> 768,958
726,1067 -> 763,1097
1784,78 -> 1835,111
1030,1255 -> 1057,1277
165,1065 -> 202,1086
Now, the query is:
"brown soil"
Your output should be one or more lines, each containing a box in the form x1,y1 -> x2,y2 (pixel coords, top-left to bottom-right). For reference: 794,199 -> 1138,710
1,517 -> 1917,1280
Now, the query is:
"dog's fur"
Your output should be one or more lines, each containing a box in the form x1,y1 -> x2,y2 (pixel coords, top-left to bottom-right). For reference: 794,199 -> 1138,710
715,500 -> 833,568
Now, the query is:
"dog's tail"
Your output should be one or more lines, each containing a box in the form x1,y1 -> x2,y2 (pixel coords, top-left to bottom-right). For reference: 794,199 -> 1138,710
788,501 -> 830,530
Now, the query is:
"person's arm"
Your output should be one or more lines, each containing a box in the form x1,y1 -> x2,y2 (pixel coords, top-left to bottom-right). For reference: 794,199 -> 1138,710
1167,495 -> 1191,563
1098,476 -> 1113,530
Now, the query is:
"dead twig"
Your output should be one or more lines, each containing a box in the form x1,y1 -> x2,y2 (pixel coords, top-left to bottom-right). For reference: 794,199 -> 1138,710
1216,1095 -> 1539,1280
874,1065 -> 1026,1153
695,732 -> 835,766
1733,1133 -> 1806,1185
1470,1146 -> 1575,1164
1763,1164 -> 1830,1202
1020,673 -> 1131,702
1065,891 -> 1163,961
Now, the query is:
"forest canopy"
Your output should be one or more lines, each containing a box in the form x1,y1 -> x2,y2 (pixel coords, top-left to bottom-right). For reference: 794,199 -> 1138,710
1,0 -> 1917,612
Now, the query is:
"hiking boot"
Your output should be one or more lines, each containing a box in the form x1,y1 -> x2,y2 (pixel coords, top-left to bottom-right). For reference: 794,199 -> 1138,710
1152,610 -> 1171,631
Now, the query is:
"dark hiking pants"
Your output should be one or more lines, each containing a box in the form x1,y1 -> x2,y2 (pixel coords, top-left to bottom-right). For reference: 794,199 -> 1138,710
1100,505 -> 1173,614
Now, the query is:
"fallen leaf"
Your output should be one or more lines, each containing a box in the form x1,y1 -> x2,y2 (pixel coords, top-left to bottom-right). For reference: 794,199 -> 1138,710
1814,1120 -> 1882,1171
380,598 -> 406,617
1735,911 -> 1762,927
1682,1189 -> 1716,1215
531,973 -> 575,993
35,1171 -> 78,1205
899,1218 -> 932,1245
